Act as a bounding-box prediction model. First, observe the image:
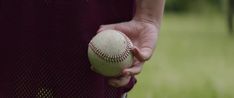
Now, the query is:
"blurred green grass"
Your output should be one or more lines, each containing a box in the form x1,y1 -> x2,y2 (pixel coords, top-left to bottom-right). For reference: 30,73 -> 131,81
128,13 -> 234,98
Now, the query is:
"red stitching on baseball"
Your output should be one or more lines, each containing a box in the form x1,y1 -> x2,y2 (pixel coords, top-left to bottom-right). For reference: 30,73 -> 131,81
89,32 -> 132,63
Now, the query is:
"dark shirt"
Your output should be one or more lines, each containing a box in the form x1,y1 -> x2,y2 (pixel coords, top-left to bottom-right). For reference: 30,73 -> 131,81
0,0 -> 136,98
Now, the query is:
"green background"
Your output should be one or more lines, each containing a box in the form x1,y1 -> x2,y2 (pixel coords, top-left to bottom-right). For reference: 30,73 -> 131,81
128,1 -> 234,97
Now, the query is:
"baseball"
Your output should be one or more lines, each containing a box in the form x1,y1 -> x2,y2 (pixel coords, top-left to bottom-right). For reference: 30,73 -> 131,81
88,30 -> 134,77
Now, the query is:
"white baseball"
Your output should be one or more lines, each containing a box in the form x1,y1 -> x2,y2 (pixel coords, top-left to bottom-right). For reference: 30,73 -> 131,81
88,30 -> 134,77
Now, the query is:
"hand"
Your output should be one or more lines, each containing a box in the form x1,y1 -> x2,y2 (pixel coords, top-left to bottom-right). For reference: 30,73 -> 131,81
98,19 -> 159,87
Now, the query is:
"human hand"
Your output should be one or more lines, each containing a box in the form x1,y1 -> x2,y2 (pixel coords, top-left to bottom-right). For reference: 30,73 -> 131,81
97,19 -> 160,87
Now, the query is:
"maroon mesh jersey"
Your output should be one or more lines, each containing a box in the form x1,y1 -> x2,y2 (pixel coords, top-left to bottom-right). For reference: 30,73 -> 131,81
0,0 -> 136,98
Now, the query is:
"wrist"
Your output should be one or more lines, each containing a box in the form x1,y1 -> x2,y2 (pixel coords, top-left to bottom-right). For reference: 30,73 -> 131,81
133,10 -> 161,29
133,15 -> 158,26
132,15 -> 160,31
134,0 -> 164,28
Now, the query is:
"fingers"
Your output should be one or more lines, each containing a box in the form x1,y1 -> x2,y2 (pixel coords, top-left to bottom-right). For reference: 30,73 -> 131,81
122,62 -> 143,76
108,62 -> 143,87
108,75 -> 131,88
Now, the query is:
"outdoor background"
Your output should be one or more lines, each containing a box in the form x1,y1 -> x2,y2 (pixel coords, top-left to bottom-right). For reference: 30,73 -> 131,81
129,0 -> 234,98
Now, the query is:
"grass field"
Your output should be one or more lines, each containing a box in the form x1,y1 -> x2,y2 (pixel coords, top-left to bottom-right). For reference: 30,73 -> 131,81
128,13 -> 234,98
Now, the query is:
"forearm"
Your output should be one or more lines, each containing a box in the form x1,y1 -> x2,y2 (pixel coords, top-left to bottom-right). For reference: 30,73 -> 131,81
134,0 -> 165,27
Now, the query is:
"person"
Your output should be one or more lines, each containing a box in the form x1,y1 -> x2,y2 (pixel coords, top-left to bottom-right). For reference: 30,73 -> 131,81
0,0 -> 164,98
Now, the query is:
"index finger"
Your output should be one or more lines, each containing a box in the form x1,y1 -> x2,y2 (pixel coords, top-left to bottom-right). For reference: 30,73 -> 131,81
122,62 -> 144,76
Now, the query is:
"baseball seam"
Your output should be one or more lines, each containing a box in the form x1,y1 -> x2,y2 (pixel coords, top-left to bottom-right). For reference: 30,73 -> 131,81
89,32 -> 133,63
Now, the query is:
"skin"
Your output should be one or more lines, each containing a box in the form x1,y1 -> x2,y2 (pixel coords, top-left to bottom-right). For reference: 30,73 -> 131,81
96,0 -> 165,88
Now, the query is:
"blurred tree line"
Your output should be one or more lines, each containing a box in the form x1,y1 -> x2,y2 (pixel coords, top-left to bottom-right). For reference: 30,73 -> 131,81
165,0 -> 222,13
165,0 -> 234,34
